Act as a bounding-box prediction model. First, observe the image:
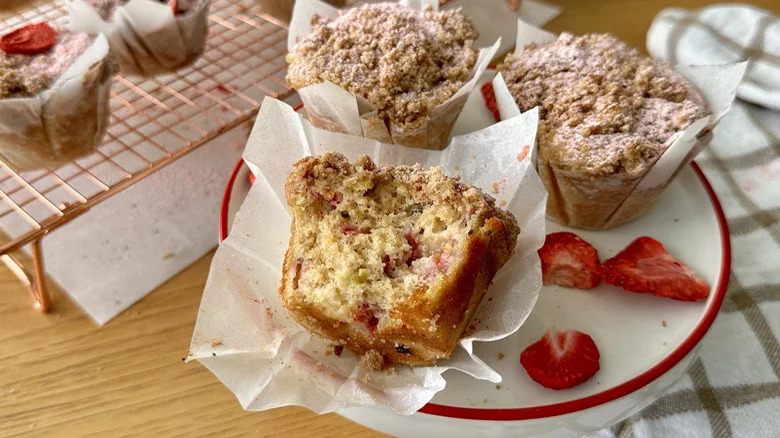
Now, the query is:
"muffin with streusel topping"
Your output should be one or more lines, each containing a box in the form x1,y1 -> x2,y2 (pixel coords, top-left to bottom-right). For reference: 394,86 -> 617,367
0,22 -> 112,170
498,33 -> 710,229
286,2 -> 480,150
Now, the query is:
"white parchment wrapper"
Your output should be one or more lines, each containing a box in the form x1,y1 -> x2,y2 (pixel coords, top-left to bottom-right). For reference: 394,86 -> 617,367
0,34 -> 113,171
287,0 -> 502,151
67,0 -> 209,76
493,19 -> 746,229
188,97 -> 547,415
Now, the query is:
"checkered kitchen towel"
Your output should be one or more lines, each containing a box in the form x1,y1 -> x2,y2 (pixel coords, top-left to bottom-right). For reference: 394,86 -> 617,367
590,5 -> 780,438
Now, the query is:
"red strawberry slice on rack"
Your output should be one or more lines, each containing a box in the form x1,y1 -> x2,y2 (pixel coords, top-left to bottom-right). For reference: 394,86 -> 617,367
481,82 -> 501,122
538,232 -> 601,289
599,236 -> 709,302
0,22 -> 57,55
520,328 -> 600,390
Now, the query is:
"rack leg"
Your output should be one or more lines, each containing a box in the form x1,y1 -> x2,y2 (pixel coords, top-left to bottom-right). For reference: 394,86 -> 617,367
0,238 -> 50,312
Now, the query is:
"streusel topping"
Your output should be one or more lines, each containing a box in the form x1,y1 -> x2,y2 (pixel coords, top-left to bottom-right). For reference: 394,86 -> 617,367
286,3 -> 479,129
0,32 -> 92,98
499,33 -> 709,176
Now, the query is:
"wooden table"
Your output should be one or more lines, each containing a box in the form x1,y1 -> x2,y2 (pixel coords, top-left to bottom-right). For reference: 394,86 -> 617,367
1,1 -> 777,436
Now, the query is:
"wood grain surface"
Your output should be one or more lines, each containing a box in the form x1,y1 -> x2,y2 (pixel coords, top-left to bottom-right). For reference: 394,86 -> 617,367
1,1 -> 778,437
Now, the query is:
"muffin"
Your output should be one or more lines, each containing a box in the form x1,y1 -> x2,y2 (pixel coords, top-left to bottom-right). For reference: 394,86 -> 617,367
0,23 -> 112,170
498,33 -> 710,229
286,3 -> 480,150
67,0 -> 209,76
280,153 -> 520,367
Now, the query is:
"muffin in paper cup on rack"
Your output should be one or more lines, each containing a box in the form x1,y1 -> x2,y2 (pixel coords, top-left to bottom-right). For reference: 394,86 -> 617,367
187,97 -> 547,415
66,0 -> 209,76
286,0 -> 501,151
492,19 -> 746,230
0,23 -> 113,171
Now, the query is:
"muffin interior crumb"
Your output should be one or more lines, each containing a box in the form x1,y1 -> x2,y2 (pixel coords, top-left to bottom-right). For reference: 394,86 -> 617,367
286,3 -> 479,130
285,153 -> 514,329
499,33 -> 709,176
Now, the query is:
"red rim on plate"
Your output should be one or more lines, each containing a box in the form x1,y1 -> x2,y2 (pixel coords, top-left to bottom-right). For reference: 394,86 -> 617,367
218,158 -> 730,421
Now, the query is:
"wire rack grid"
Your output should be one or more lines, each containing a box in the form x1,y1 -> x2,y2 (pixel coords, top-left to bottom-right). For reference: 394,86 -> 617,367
0,0 -> 295,310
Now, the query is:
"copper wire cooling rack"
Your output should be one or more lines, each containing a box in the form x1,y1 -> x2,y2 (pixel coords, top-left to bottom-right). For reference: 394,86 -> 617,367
0,0 -> 295,311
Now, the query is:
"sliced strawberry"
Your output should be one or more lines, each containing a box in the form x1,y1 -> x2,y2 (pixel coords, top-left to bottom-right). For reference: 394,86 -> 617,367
0,23 -> 57,55
538,232 -> 601,289
520,328 -> 600,390
353,303 -> 379,335
481,82 -> 501,122
599,236 -> 709,302
247,171 -> 256,185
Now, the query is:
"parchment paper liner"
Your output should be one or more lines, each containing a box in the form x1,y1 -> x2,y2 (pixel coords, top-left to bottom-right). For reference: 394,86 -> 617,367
287,0 -> 501,151
187,97 -> 547,415
0,34 -> 113,171
493,19 -> 747,230
67,0 -> 209,76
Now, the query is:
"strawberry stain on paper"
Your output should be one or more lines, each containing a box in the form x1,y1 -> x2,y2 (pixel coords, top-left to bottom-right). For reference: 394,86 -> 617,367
517,145 -> 531,161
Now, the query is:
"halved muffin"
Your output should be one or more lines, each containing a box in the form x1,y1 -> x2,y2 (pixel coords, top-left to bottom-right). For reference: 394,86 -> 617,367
280,153 -> 520,367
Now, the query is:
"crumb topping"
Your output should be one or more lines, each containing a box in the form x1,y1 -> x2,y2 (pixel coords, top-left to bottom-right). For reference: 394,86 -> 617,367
286,3 -> 479,129
498,33 -> 709,176
0,31 -> 92,98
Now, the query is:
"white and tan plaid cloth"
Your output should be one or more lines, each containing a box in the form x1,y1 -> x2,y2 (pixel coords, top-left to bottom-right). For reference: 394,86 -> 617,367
589,5 -> 780,438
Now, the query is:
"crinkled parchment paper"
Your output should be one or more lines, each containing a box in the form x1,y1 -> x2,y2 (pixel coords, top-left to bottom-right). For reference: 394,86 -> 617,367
67,0 -> 209,76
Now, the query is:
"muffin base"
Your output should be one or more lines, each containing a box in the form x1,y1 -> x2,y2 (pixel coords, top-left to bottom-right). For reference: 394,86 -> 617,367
539,160 -> 650,230
305,92 -> 468,151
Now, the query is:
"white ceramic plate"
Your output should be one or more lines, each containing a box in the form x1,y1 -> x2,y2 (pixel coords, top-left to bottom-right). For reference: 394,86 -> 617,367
219,81 -> 730,438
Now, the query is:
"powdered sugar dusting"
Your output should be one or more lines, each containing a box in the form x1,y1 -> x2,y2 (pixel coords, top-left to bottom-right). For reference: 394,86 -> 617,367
499,33 -> 709,176
0,31 -> 92,98
286,3 -> 478,130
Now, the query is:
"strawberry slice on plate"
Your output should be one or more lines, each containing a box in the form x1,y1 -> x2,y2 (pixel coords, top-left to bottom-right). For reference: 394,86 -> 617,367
538,232 -> 601,289
520,328 -> 600,390
600,236 -> 709,302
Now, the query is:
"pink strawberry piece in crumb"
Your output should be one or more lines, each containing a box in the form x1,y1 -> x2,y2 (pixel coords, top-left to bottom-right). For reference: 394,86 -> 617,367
354,303 -> 379,335
404,231 -> 423,264
599,236 -> 709,301
329,191 -> 343,207
520,328 -> 600,390
538,232 -> 601,289
340,224 -> 359,235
